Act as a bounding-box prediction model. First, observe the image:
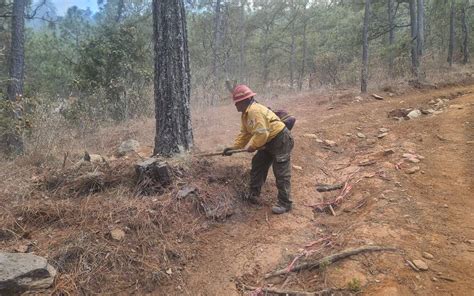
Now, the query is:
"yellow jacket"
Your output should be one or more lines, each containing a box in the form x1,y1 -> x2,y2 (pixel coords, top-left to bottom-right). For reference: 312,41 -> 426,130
233,102 -> 285,149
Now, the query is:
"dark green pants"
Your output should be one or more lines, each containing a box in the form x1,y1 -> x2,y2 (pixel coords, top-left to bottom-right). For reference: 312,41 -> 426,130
250,128 -> 294,207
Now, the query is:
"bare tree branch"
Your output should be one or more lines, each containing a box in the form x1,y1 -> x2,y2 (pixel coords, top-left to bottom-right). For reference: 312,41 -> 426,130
369,23 -> 411,41
25,0 -> 47,19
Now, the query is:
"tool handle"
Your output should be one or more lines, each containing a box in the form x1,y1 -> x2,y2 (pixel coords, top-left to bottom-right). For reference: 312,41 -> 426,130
227,148 -> 247,155
196,148 -> 248,157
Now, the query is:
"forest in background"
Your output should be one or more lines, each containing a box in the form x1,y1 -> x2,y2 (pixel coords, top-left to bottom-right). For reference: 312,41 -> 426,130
0,0 -> 473,153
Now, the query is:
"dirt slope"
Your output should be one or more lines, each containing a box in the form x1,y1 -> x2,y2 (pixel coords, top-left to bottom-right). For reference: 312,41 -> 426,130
182,85 -> 474,296
1,84 -> 472,296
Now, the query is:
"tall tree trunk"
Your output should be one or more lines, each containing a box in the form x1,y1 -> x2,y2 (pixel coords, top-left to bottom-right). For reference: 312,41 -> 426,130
461,2 -> 469,64
212,0 -> 222,85
261,25 -> 271,87
153,0 -> 193,156
116,0 -> 125,22
409,0 -> 419,79
8,0 -> 26,102
239,0 -> 246,83
448,0 -> 455,67
5,0 -> 26,154
360,0 -> 370,93
388,0 -> 395,77
416,0 -> 424,56
297,21 -> 307,91
221,3 -> 230,78
289,22 -> 296,90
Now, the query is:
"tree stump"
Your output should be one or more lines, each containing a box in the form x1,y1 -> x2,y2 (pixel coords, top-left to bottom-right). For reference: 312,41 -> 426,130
135,158 -> 172,194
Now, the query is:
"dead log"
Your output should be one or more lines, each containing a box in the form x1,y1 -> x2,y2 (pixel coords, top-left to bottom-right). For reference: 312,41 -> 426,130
316,183 -> 343,192
371,93 -> 384,100
264,245 -> 396,279
240,283 -> 333,296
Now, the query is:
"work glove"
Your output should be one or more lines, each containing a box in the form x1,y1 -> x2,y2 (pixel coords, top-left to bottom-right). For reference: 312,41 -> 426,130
223,147 -> 234,156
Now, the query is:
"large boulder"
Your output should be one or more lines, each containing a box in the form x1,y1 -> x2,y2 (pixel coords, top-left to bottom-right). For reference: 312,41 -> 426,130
117,139 -> 140,156
0,253 -> 57,295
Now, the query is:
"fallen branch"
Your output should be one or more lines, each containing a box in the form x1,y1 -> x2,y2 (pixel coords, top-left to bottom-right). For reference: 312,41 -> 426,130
62,152 -> 69,170
310,170 -> 364,215
265,245 -> 396,279
438,275 -> 456,282
241,283 -> 332,296
310,181 -> 356,211
316,183 -> 343,192
344,198 -> 367,213
287,240 -> 332,272
371,93 -> 384,100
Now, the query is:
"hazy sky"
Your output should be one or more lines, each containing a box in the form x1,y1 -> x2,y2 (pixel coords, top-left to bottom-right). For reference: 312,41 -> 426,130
50,0 -> 100,15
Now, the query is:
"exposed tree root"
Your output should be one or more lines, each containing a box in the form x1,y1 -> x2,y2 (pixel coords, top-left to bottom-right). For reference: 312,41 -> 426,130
240,283 -> 333,296
264,245 -> 396,279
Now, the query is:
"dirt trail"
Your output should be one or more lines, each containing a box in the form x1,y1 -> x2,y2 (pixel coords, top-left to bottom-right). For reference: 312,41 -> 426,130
182,85 -> 474,296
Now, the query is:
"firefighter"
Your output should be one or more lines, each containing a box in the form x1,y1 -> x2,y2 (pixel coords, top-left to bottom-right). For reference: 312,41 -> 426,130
224,84 -> 294,214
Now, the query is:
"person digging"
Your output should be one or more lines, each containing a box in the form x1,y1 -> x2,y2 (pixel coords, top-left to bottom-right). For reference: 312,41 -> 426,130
223,84 -> 294,214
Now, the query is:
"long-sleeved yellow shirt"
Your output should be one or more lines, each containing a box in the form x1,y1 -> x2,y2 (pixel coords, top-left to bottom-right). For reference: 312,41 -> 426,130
233,102 -> 286,149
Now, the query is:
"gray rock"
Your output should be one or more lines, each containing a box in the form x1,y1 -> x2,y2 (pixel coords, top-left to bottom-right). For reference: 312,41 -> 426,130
403,154 -> 421,163
422,252 -> 434,260
407,109 -> 422,119
406,166 -> 420,174
379,128 -> 389,133
357,132 -> 366,138
117,139 -> 140,156
367,138 -> 377,145
292,165 -> 303,171
412,259 -> 429,271
110,228 -> 125,241
449,104 -> 464,109
425,109 -> 436,114
324,140 -> 337,147
0,253 -> 57,294
377,132 -> 388,139
177,186 -> 197,199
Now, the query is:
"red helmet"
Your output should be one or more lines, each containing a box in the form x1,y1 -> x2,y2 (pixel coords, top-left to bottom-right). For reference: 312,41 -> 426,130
232,84 -> 256,103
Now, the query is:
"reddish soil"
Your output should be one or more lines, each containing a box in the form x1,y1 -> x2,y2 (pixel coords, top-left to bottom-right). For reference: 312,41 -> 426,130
1,84 -> 473,296
185,85 -> 474,295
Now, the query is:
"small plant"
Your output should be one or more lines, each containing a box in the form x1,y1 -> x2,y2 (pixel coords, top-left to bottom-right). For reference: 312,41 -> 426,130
347,278 -> 361,293
319,259 -> 330,271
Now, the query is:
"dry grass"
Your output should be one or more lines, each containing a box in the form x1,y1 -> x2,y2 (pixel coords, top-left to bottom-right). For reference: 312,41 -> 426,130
0,146 -> 250,294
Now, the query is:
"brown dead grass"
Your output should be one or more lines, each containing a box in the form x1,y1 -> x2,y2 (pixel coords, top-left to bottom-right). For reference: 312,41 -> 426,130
0,148 -> 250,294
